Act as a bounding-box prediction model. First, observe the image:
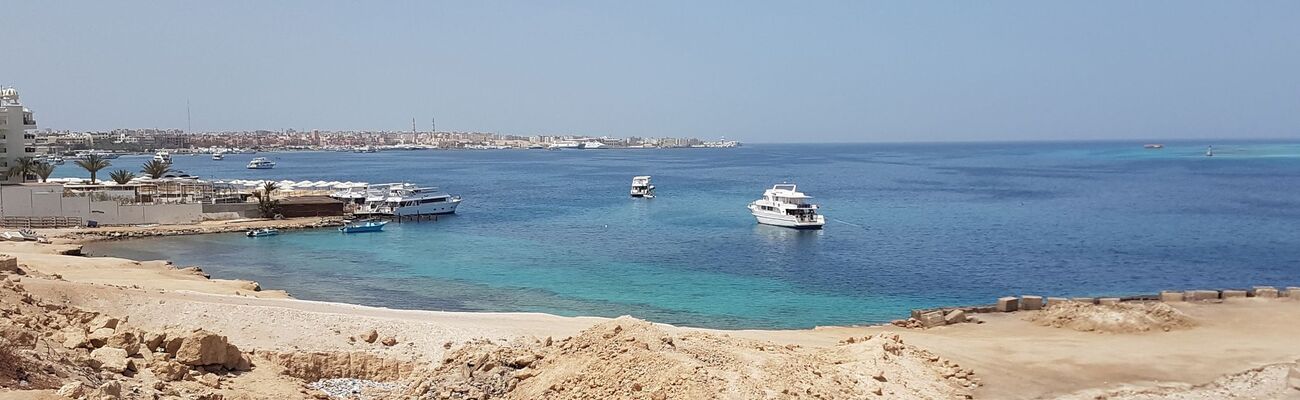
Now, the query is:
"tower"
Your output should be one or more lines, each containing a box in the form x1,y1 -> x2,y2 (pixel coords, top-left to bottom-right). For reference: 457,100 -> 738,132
0,87 -> 38,184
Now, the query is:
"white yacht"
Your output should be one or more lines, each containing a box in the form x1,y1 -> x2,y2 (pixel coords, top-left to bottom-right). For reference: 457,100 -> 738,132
354,183 -> 461,217
630,176 -> 655,198
246,157 -> 276,169
747,184 -> 825,229
211,152 -> 224,161
153,151 -> 172,164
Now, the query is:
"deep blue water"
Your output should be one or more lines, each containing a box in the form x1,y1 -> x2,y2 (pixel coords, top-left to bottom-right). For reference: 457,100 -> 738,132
80,142 -> 1300,329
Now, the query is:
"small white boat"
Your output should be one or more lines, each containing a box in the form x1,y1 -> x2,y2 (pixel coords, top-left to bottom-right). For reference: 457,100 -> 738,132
153,151 -> 172,164
747,184 -> 825,229
630,176 -> 655,198
340,219 -> 388,233
247,157 -> 276,169
1205,146 -> 1214,157
212,153 -> 224,161
246,228 -> 278,237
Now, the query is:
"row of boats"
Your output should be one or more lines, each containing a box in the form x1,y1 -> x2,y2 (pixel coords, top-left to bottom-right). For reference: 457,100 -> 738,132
631,176 -> 826,229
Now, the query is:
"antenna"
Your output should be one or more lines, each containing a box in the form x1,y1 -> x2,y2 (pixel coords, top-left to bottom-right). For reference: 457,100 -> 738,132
411,117 -> 416,133
186,100 -> 192,133
431,116 -> 436,133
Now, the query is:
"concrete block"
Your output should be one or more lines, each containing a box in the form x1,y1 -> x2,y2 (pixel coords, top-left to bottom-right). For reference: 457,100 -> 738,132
1253,286 -> 1279,298
1159,291 -> 1184,302
910,309 -> 928,320
1285,287 -> 1300,299
1046,297 -> 1069,306
1020,296 -> 1044,311
1071,297 -> 1096,304
1098,297 -> 1121,306
0,254 -> 16,272
918,311 -> 947,328
943,309 -> 967,324
1221,290 -> 1247,299
996,297 -> 1019,312
1185,290 -> 1220,301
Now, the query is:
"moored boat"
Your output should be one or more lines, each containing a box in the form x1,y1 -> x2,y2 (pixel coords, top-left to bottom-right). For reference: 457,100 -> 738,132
353,183 -> 461,217
246,228 -> 278,237
212,153 -> 224,161
747,184 -> 825,229
340,219 -> 388,233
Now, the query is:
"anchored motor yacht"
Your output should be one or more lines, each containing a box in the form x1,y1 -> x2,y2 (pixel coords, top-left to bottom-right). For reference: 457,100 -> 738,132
630,176 -> 655,198
211,152 -> 224,161
153,151 -> 172,164
747,184 -> 825,229
353,183 -> 462,217
246,157 -> 276,169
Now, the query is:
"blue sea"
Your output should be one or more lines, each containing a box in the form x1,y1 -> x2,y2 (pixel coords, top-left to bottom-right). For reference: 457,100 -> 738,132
79,142 -> 1300,329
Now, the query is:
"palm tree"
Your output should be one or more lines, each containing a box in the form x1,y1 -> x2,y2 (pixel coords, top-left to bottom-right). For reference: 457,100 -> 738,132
4,157 -> 38,183
252,181 -> 281,218
74,154 -> 111,184
109,169 -> 135,185
140,159 -> 172,179
32,162 -> 55,183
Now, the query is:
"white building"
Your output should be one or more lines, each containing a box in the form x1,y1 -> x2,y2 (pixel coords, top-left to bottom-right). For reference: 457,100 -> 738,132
0,87 -> 38,183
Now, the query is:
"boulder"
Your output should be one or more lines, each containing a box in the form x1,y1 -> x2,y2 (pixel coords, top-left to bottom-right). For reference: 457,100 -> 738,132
107,329 -> 141,356
918,311 -> 947,328
87,327 -> 115,348
175,330 -> 232,367
89,346 -> 136,373
56,382 -> 88,398
943,309 -> 967,324
151,360 -> 189,382
996,297 -> 1019,312
144,331 -> 167,353
62,329 -> 89,349
92,381 -> 122,398
164,335 -> 185,356
361,329 -> 379,343
1020,296 -> 1044,311
1159,291 -> 1184,302
88,315 -> 120,330
382,336 -> 398,346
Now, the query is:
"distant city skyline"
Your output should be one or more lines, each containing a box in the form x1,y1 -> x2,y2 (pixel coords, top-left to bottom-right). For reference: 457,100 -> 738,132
3,1 -> 1299,142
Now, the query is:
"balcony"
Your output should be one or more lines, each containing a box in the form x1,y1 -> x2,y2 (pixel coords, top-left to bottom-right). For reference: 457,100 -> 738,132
24,147 -> 36,153
22,112 -> 35,126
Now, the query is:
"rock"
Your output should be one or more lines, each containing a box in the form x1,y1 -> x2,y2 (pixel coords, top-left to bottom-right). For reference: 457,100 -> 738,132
1020,296 -> 1044,311
1098,298 -> 1121,306
240,281 -> 262,292
199,373 -> 222,389
943,309 -> 967,324
381,336 -> 397,346
152,360 -> 189,382
56,381 -> 88,397
511,354 -> 538,368
164,335 -> 185,356
222,345 -> 252,371
90,347 -> 136,373
996,297 -> 1019,312
918,311 -> 947,328
87,327 -> 115,348
62,329 -> 89,349
144,331 -> 167,352
1159,291 -> 1184,302
175,330 -> 234,367
362,329 -> 379,343
107,329 -> 141,356
93,380 -> 122,398
89,315 -> 120,330
513,369 -> 537,380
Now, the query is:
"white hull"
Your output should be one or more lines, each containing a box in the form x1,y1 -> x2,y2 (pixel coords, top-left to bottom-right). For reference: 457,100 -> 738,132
750,207 -> 824,229
357,198 -> 461,216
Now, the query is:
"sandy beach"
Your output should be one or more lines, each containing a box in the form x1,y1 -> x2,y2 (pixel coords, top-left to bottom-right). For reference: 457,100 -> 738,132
1,219 -> 1298,399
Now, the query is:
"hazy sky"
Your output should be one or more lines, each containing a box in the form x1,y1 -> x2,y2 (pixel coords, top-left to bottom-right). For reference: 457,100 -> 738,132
2,1 -> 1298,142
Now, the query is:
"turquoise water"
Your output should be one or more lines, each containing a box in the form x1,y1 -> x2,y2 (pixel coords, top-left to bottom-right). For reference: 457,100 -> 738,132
82,142 -> 1300,329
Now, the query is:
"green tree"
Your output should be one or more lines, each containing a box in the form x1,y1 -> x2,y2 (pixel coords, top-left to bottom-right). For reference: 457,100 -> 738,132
32,162 -> 55,183
252,181 -> 281,218
109,169 -> 135,185
140,159 -> 172,179
4,157 -> 38,183
74,154 -> 111,184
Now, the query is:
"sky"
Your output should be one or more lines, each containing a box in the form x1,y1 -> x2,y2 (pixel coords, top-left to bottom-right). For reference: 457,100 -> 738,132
1,1 -> 1298,143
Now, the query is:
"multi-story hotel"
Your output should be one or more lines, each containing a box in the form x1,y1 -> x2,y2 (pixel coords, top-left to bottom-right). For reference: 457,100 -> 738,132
0,87 -> 38,183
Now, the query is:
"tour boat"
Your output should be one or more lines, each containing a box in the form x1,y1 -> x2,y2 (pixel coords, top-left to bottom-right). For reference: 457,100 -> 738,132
212,153 -> 224,161
747,184 -> 825,229
353,183 -> 461,217
630,176 -> 655,198
246,157 -> 276,169
153,151 -> 172,164
246,228 -> 278,237
339,219 -> 388,233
